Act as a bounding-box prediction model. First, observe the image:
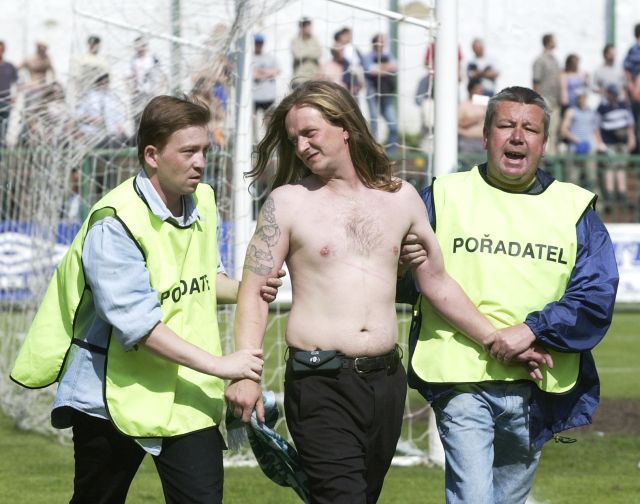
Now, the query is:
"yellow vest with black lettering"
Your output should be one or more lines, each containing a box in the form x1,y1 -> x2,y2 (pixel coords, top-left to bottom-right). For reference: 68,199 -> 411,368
411,167 -> 595,393
11,178 -> 223,437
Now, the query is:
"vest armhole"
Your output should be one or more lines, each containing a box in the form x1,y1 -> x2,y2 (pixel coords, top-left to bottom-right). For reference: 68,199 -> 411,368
88,206 -> 117,227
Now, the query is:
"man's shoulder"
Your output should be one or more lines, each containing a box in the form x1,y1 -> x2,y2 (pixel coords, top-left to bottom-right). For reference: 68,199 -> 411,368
268,182 -> 307,203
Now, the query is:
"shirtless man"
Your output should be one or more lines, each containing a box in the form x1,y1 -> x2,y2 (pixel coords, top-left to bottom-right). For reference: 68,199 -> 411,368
20,41 -> 55,85
225,81 -> 542,503
458,76 -> 488,154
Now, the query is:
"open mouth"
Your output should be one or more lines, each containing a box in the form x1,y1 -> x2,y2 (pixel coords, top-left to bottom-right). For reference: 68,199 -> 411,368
505,151 -> 526,160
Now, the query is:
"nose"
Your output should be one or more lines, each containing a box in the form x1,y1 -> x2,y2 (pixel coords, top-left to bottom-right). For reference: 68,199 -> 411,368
194,151 -> 206,169
509,127 -> 524,144
296,137 -> 310,157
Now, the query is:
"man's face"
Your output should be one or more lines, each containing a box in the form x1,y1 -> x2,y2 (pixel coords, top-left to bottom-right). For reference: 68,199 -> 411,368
484,101 -> 547,191
548,36 -> 556,50
285,105 -> 350,178
145,125 -> 210,202
605,47 -> 615,64
472,40 -> 484,57
373,36 -> 384,53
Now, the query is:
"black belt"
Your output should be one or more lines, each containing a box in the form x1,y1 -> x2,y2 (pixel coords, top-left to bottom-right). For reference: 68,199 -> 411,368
288,345 -> 402,374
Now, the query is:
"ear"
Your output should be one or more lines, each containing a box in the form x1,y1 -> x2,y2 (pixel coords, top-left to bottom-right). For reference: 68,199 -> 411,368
343,129 -> 349,143
144,145 -> 159,169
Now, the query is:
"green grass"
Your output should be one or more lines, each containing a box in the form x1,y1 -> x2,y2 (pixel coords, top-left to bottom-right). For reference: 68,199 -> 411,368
591,312 -> 640,399
1,308 -> 639,502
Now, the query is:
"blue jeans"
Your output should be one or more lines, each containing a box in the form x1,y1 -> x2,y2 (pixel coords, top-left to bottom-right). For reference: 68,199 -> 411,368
432,382 -> 541,504
366,93 -> 398,149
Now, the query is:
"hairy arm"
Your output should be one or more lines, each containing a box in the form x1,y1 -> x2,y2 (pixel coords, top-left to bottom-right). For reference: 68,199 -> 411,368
225,192 -> 291,422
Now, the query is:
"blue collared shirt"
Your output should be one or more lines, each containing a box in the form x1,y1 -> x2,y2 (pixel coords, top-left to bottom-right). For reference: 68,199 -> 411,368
52,171 -> 226,453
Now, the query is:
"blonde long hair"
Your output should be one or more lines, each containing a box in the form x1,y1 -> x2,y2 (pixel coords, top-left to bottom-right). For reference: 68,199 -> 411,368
247,80 -> 400,192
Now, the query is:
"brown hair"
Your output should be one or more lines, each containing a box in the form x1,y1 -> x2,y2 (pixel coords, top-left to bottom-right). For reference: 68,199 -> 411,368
247,80 -> 399,192
136,95 -> 210,166
484,86 -> 551,140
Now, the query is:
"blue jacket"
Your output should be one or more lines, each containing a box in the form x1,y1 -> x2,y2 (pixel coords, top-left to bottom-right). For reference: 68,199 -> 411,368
400,165 -> 619,450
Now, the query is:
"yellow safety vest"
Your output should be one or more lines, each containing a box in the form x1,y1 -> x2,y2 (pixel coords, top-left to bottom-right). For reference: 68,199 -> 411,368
411,167 -> 595,393
11,178 -> 223,437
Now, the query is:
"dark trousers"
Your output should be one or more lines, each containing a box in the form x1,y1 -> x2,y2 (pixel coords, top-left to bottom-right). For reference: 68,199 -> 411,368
284,359 -> 406,504
70,411 -> 224,504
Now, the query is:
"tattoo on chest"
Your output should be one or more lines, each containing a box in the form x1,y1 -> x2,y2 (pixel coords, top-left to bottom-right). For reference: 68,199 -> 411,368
345,211 -> 382,256
244,196 -> 282,275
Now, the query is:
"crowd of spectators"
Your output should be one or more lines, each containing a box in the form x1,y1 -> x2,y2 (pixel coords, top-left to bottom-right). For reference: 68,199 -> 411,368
3,20 -> 640,218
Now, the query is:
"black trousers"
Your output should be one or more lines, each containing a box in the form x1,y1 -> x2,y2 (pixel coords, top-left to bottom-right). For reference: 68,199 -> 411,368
284,359 -> 407,504
70,411 -> 224,504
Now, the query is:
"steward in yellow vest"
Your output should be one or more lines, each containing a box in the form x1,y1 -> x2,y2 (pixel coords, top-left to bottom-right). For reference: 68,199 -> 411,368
9,96 -> 269,503
12,177 -> 224,437
412,166 -> 594,393
400,86 -> 618,504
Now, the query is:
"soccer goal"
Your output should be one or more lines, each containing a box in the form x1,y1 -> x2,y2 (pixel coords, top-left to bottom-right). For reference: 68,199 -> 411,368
0,0 -> 439,465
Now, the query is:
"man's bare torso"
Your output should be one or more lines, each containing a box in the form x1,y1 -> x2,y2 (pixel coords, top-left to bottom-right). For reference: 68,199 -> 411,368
278,178 -> 415,356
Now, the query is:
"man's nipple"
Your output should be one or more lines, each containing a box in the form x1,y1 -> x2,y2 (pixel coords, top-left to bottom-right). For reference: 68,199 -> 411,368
320,246 -> 331,257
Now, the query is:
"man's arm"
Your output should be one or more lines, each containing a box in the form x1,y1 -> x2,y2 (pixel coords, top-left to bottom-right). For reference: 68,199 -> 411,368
225,192 -> 291,423
83,217 -> 263,380
141,322 -> 263,380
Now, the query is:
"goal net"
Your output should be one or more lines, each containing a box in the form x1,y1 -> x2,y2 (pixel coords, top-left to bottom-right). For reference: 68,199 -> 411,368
0,0 -> 438,464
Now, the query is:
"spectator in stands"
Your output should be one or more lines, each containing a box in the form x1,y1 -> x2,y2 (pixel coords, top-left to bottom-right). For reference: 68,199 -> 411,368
334,27 -> 364,96
290,17 -> 322,88
252,34 -> 279,115
0,40 -> 18,149
129,36 -> 166,128
594,44 -> 625,98
596,83 -> 636,215
252,33 -> 280,143
532,33 -> 562,154
20,40 -> 55,85
70,35 -> 110,102
319,41 -> 362,97
415,65 -> 434,150
466,38 -> 499,96
19,40 -> 56,110
77,73 -> 127,148
624,23 -> 640,153
363,33 -> 398,154
560,54 -> 589,113
560,87 -> 602,192
458,76 -> 488,155
319,44 -> 346,88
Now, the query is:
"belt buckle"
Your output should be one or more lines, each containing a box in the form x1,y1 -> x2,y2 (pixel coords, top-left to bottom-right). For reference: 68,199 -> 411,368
353,357 -> 368,374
